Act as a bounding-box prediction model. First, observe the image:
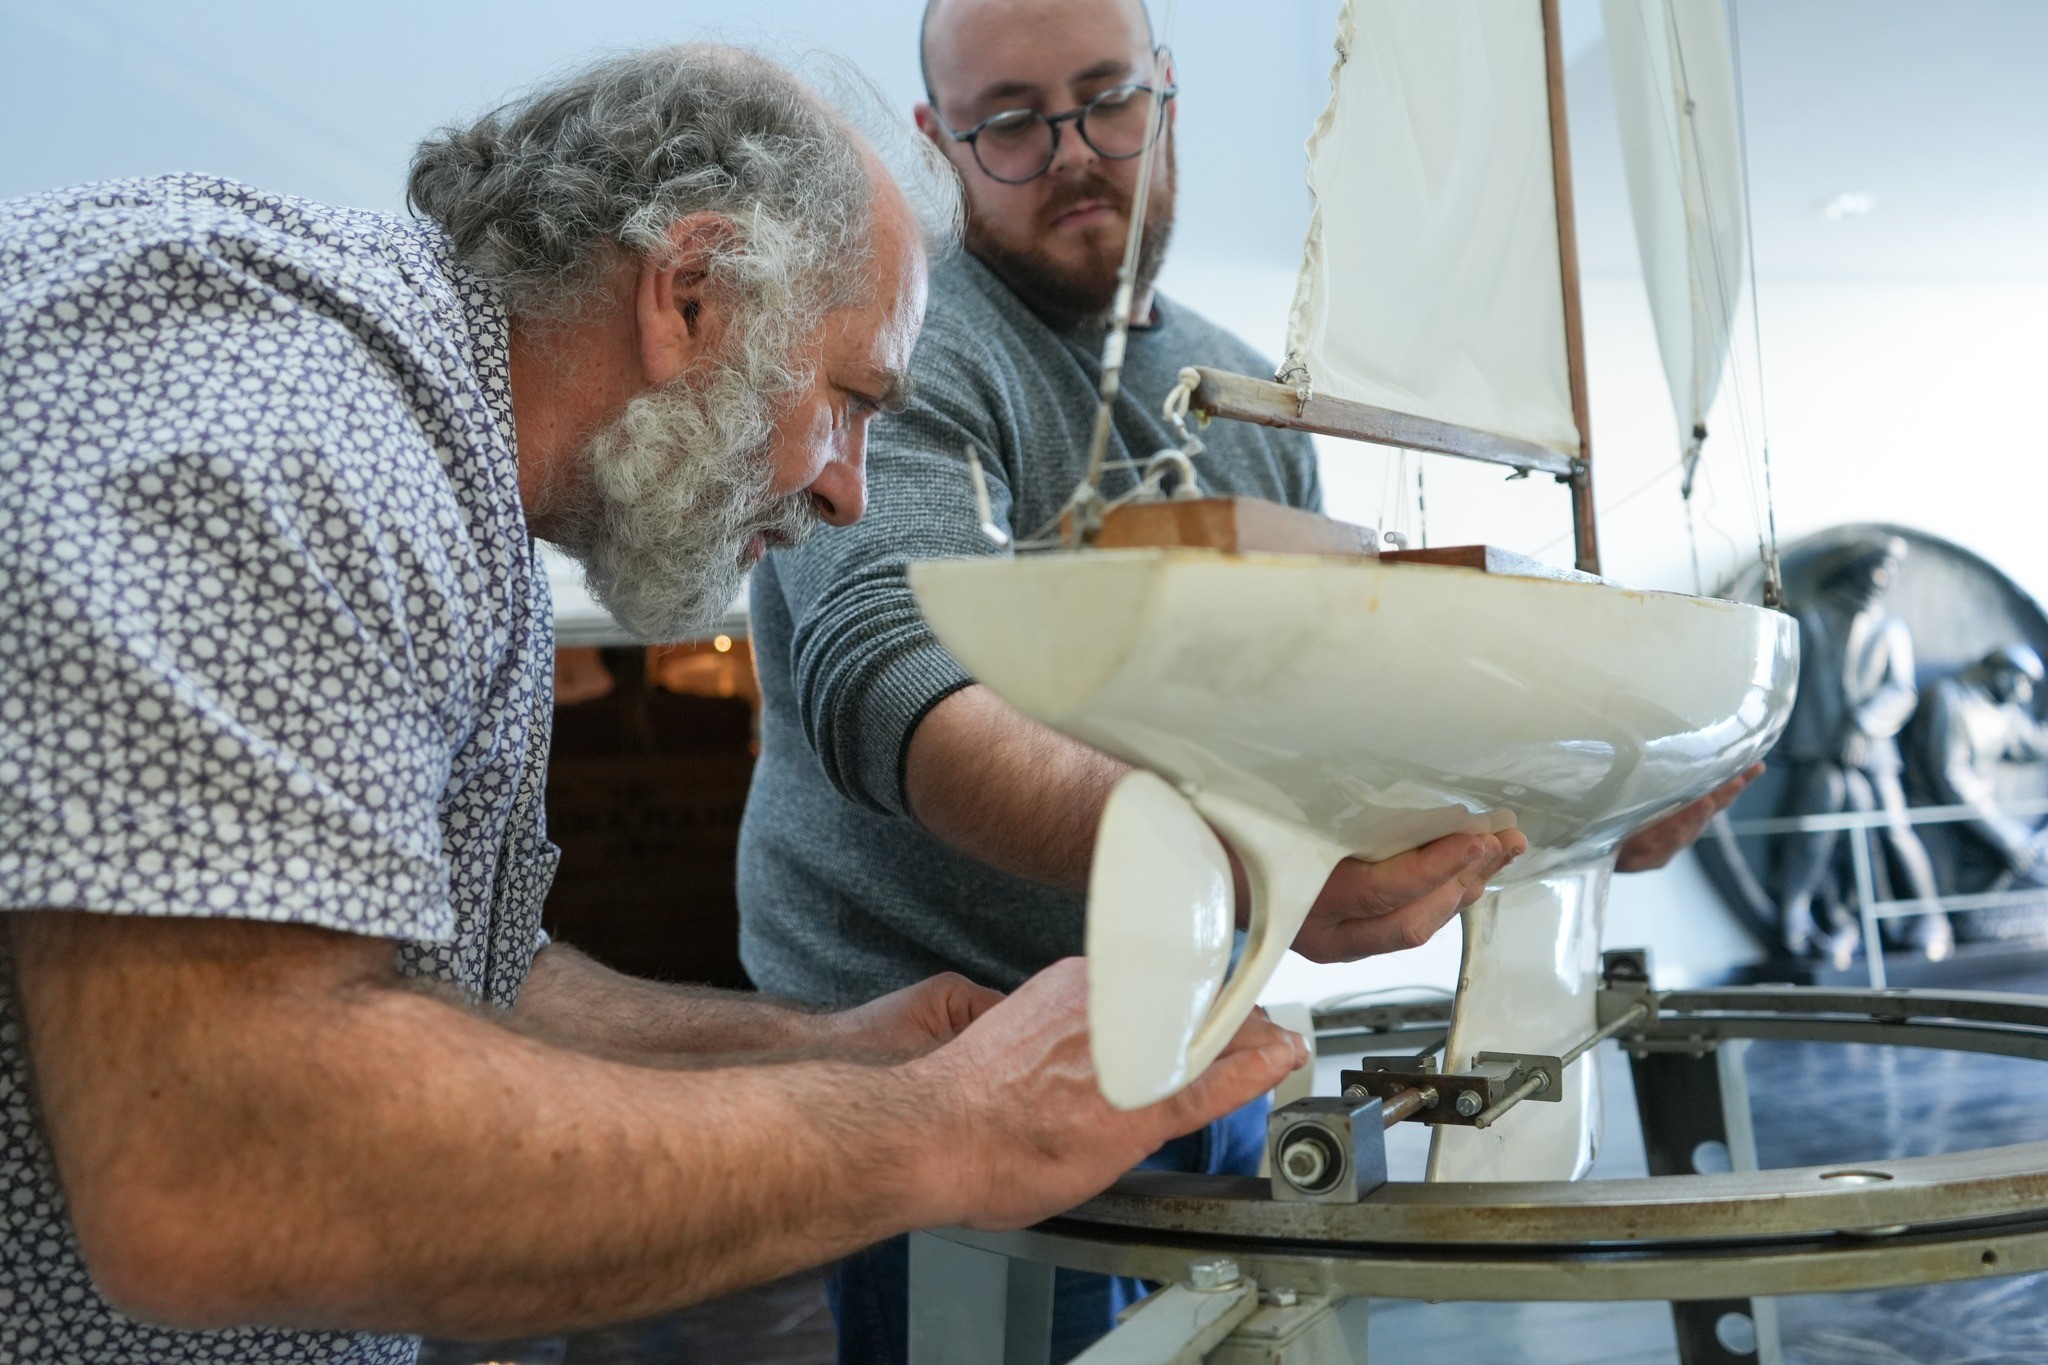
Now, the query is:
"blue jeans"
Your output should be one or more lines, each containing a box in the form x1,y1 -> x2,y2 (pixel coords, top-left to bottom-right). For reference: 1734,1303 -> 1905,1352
826,1098 -> 1270,1365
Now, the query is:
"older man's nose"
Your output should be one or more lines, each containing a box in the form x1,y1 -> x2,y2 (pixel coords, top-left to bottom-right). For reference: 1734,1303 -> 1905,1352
808,434 -> 868,527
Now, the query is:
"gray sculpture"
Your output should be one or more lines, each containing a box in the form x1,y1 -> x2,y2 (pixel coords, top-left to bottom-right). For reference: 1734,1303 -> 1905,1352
1917,644 -> 2048,887
1773,535 -> 1954,967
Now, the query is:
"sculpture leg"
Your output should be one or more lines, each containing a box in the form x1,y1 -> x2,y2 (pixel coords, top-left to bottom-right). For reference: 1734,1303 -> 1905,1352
1870,767 -> 1954,962
1773,764 -> 1847,961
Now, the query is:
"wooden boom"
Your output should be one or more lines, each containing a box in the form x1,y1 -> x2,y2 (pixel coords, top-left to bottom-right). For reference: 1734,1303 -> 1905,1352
1184,366 -> 1578,482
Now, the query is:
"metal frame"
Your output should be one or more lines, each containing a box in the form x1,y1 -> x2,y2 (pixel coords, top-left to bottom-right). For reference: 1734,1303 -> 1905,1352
912,983 -> 2048,1363
1726,796 -> 2048,987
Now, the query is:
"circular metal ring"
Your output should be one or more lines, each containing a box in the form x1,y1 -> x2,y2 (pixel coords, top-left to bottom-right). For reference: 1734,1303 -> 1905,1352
933,986 -> 2048,1302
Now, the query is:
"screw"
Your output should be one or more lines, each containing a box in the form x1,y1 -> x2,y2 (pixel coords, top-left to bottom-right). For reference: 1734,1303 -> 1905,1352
1188,1256 -> 1242,1291
1455,1089 -> 1484,1118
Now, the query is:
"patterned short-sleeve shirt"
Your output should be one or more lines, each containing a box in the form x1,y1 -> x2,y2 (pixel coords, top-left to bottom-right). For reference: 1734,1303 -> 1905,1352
0,175 -> 559,1363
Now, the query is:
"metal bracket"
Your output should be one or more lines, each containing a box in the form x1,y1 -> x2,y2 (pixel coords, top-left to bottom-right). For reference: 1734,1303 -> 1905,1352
1474,1051 -> 1566,1103
1599,948 -> 1661,1031
1073,1264 -> 1261,1365
1340,1061 -> 1491,1127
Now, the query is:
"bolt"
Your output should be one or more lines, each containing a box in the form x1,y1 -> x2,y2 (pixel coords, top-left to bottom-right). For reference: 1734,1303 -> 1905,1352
1188,1256 -> 1242,1291
1280,1137 -> 1330,1188
1455,1089 -> 1484,1118
1342,1083 -> 1370,1102
1262,1287 -> 1299,1307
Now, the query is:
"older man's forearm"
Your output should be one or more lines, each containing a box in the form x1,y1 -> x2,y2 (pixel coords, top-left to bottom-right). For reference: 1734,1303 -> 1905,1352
514,941 -> 824,1061
12,913 -> 953,1338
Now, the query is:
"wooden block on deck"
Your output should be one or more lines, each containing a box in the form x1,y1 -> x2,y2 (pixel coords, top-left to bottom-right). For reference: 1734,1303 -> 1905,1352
1381,544 -> 1599,582
1095,497 -> 1378,558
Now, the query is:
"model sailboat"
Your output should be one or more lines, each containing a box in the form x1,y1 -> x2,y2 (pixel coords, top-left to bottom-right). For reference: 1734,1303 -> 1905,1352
909,0 -> 1796,1182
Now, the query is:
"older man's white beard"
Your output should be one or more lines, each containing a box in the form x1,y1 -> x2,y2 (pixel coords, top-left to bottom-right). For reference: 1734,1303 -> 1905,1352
561,371 -> 821,643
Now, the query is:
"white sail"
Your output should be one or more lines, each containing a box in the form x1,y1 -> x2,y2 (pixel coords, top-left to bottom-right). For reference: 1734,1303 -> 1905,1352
1285,0 -> 1581,457
1603,0 -> 1748,473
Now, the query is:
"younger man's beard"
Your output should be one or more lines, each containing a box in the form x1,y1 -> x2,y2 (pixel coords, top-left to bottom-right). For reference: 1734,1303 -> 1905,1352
968,142 -> 1177,331
548,363 -> 821,643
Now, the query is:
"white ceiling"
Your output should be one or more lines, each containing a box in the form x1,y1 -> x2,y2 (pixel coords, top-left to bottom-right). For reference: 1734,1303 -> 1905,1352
1567,0 -> 2048,281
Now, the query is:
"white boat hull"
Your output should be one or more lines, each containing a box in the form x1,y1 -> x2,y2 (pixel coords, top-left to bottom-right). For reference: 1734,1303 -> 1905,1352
910,548 -> 1796,1175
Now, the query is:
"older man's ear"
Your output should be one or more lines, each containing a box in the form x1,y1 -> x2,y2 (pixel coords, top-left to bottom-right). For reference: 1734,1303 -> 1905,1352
635,212 -> 742,388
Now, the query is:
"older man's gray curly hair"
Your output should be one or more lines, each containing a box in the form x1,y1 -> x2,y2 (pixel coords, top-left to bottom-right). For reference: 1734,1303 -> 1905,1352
408,43 -> 960,335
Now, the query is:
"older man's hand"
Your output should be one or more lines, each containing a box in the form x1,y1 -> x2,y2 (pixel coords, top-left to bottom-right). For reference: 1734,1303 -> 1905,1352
1614,763 -> 1764,873
913,958 -> 1306,1231
1283,829 -> 1528,964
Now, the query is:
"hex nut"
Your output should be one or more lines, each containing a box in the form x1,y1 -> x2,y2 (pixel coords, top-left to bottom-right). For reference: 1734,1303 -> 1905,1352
1187,1256 -> 1242,1291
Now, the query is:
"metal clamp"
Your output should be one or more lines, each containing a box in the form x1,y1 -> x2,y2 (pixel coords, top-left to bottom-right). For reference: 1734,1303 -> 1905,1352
1474,1051 -> 1566,1104
1340,1062 -> 1489,1127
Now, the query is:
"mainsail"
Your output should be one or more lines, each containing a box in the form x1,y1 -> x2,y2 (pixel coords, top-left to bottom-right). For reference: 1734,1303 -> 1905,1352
1284,0 -> 1583,458
1603,0 -> 1748,486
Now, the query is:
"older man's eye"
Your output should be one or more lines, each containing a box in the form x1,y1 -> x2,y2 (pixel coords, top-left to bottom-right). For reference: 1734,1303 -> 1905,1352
837,395 -> 880,430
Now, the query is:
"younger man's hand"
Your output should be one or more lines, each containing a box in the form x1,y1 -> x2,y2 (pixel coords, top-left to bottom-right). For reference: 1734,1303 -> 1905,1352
1286,829 -> 1528,964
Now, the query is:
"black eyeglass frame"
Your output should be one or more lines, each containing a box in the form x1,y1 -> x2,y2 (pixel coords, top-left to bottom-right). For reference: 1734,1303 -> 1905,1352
934,77 -> 1179,185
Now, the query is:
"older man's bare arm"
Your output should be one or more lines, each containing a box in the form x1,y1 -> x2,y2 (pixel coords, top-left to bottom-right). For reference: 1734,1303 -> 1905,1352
513,942 -> 1004,1064
12,912 -> 1300,1340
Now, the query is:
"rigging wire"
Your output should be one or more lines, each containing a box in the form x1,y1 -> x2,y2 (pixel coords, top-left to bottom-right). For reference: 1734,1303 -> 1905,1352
1728,0 -> 1786,607
1416,458 -> 1429,549
1527,452 -> 1690,558
1667,0 -> 1781,603
1054,0 -> 1180,547
1621,0 -> 1778,602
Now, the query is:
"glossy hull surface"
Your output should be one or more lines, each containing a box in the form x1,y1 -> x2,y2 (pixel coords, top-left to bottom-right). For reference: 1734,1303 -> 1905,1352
910,548 -> 1797,1167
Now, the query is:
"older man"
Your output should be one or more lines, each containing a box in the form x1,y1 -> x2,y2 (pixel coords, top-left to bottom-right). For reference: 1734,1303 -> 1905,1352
738,1 -> 1755,1358
0,44 -> 1303,1364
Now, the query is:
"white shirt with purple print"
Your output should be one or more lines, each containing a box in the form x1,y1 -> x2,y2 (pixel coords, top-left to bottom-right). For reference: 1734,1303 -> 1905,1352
0,175 -> 558,1363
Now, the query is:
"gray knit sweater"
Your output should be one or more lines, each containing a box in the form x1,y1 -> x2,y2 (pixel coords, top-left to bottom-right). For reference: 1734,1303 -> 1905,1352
738,251 -> 1320,1006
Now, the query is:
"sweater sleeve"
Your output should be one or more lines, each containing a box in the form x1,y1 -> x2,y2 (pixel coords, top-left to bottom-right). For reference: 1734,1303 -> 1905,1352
762,320 -> 1023,817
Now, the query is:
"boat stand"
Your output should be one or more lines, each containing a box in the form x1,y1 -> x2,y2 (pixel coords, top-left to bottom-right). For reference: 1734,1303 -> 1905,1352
907,964 -> 2048,1363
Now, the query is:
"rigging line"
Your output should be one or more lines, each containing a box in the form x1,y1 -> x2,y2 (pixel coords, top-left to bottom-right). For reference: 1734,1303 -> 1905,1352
1658,0 -> 1765,529
1525,453 -> 1690,558
1633,0 -> 1760,501
1693,458 -> 1747,589
1416,458 -> 1428,549
1686,496 -> 1704,596
1067,1 -> 1180,540
1662,0 -> 1776,578
1618,0 -> 1760,539
1728,0 -> 1786,606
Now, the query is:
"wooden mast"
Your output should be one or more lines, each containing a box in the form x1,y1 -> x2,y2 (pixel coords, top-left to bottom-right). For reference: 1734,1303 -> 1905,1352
1541,0 -> 1601,576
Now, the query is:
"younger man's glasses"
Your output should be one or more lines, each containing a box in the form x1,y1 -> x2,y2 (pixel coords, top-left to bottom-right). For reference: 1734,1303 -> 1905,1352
936,79 -> 1177,185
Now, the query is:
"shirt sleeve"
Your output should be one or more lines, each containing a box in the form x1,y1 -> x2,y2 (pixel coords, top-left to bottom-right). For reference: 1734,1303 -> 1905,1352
762,320 -> 1023,818
0,234 -> 468,940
